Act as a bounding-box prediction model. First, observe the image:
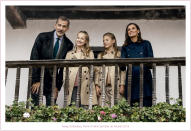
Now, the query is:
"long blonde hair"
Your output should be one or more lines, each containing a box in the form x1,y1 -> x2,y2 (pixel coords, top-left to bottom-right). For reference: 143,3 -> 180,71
75,31 -> 91,57
101,32 -> 119,58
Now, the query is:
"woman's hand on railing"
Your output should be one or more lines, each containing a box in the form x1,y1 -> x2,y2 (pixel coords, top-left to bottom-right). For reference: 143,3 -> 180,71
119,85 -> 125,96
31,82 -> 40,94
95,85 -> 101,97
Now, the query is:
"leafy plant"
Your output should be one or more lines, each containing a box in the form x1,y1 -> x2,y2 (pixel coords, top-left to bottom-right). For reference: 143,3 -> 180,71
5,98 -> 185,122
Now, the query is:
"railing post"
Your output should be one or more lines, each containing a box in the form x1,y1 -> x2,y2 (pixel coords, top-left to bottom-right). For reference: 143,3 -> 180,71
114,64 -> 118,106
88,65 -> 94,110
63,66 -> 69,108
5,67 -> 8,85
127,64 -> 132,105
26,66 -> 32,108
152,63 -> 157,105
51,65 -> 57,106
5,57 -> 185,109
101,64 -> 106,107
178,64 -> 183,105
165,64 -> 170,104
39,66 -> 45,105
14,67 -> 21,103
76,65 -> 82,107
139,64 -> 144,108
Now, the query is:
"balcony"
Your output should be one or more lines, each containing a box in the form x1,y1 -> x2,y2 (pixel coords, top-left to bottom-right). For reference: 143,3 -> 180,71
5,57 -> 185,109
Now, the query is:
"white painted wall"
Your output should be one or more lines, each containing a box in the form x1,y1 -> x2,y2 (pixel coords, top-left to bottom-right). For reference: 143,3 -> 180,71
5,19 -> 186,107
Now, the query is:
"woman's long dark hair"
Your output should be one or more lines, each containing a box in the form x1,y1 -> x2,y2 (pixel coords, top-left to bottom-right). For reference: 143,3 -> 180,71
123,23 -> 143,46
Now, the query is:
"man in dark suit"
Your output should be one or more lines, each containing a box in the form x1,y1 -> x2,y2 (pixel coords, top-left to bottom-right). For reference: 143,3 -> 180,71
30,16 -> 73,106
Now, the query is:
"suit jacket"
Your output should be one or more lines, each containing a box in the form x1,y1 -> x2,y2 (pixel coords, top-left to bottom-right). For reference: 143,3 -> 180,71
30,30 -> 73,95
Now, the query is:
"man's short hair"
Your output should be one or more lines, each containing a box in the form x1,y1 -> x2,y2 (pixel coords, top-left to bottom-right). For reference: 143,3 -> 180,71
56,16 -> 70,27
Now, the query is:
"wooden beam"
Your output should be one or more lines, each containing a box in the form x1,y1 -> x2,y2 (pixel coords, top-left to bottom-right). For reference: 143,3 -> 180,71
6,6 -> 26,29
18,6 -> 185,12
21,9 -> 185,20
6,6 -> 185,29
6,57 -> 185,68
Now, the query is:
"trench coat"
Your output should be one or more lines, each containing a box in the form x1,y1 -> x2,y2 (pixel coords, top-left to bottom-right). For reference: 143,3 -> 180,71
120,40 -> 153,101
95,50 -> 125,107
64,50 -> 98,105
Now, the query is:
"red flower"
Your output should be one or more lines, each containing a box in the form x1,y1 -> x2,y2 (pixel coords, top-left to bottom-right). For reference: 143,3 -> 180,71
100,111 -> 106,115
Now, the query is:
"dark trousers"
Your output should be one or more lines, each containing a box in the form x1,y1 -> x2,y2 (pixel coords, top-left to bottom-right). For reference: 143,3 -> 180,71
31,93 -> 56,106
131,96 -> 152,107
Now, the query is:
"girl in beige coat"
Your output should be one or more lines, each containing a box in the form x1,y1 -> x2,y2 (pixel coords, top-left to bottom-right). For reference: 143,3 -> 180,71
95,32 -> 125,107
64,31 -> 97,108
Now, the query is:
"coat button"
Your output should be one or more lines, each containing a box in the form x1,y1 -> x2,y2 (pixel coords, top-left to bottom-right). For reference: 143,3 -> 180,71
87,92 -> 89,94
86,77 -> 88,80
84,71 -> 86,73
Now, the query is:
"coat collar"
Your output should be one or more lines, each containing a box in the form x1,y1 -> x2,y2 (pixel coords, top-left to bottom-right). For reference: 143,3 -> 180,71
102,48 -> 115,59
70,49 -> 85,59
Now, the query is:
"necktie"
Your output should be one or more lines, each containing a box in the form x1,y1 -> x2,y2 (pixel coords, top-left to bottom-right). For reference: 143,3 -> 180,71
53,38 -> 60,58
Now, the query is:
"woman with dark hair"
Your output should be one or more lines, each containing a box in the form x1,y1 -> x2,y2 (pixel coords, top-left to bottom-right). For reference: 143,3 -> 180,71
120,23 -> 154,107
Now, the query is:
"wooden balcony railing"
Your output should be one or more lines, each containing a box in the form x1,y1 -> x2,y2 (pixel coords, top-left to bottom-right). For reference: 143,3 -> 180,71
5,57 -> 185,109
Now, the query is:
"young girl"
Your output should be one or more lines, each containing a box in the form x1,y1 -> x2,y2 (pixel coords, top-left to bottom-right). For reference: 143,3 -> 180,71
95,32 -> 125,107
64,31 -> 97,108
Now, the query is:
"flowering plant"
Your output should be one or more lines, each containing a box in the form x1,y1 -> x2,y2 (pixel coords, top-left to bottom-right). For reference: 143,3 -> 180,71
5,98 -> 185,122
111,113 -> 117,119
23,112 -> 30,118
100,111 -> 106,115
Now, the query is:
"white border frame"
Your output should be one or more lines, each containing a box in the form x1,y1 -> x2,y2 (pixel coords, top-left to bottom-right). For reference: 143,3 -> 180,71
1,1 -> 190,130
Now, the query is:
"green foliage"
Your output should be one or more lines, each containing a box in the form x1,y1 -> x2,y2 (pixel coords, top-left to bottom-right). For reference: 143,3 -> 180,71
5,98 -> 185,122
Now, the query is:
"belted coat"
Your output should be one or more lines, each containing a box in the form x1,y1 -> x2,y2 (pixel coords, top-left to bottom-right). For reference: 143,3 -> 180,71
95,50 -> 125,106
120,40 -> 154,100
64,50 -> 98,105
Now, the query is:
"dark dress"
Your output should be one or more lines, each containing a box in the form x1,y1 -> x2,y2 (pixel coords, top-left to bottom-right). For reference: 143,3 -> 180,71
120,40 -> 153,106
